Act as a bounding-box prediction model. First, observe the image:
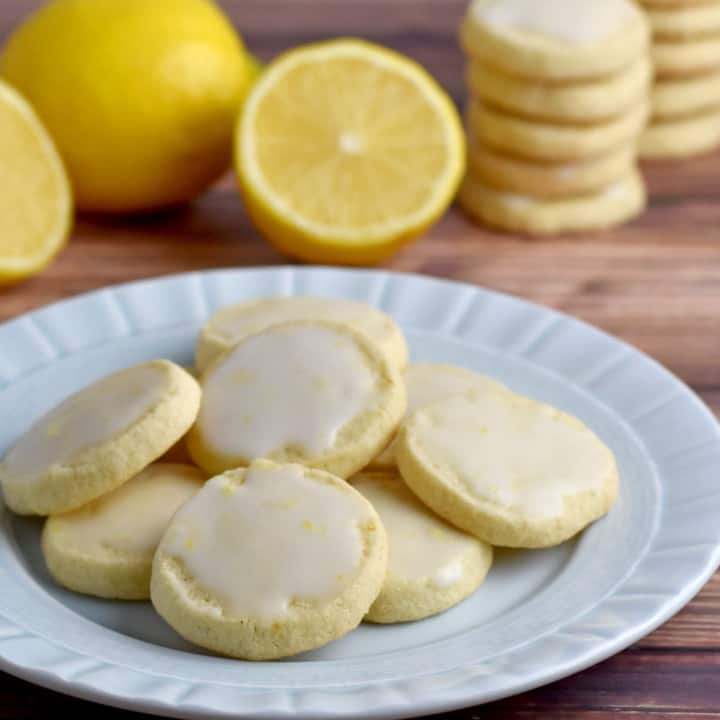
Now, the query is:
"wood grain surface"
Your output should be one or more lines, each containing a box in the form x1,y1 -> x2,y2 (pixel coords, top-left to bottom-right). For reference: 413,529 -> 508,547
1,1 -> 720,718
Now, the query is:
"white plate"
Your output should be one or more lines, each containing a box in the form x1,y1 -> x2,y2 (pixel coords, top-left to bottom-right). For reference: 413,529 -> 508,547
1,267 -> 719,719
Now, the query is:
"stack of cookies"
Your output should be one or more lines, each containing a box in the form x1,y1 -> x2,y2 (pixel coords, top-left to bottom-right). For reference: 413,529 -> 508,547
459,0 -> 651,235
638,0 -> 720,157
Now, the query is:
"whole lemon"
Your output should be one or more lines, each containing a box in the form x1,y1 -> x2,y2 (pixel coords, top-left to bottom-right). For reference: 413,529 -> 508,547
1,0 -> 252,212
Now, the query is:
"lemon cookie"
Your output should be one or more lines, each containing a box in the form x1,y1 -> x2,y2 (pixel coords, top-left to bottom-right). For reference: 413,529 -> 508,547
467,57 -> 651,124
0,360 -> 201,516
370,363 -> 506,469
459,169 -> 646,235
461,0 -> 649,81
644,2 -> 720,39
352,472 -> 492,623
467,101 -> 648,162
653,35 -> 720,75
640,108 -> 720,157
468,143 -> 635,199
151,460 -> 387,660
42,463 -> 204,599
642,0 -> 714,5
196,296 -> 408,373
652,68 -> 720,118
187,321 -> 405,477
396,388 -> 619,548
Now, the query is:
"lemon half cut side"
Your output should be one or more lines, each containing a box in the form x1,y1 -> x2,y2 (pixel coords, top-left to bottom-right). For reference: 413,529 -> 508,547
0,80 -> 71,283
236,39 -> 465,265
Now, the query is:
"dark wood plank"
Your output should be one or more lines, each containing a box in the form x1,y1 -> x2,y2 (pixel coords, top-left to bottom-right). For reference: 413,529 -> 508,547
1,0 -> 720,718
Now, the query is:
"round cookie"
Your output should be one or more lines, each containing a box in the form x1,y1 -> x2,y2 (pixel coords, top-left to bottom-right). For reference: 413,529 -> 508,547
644,2 -> 720,38
459,169 -> 646,235
352,472 -> 493,623
467,101 -> 649,162
151,460 -> 388,660
461,0 -> 649,81
187,320 -> 406,477
652,35 -> 720,76
196,296 -> 408,374
640,108 -> 720,157
395,388 -> 619,548
42,463 -> 205,599
468,142 -> 636,199
467,57 -> 651,124
0,360 -> 201,516
642,0 -> 715,5
652,68 -> 720,118
370,363 -> 507,469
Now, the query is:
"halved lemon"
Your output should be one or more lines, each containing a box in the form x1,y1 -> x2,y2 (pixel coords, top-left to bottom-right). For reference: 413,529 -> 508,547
0,79 -> 72,283
235,39 -> 465,265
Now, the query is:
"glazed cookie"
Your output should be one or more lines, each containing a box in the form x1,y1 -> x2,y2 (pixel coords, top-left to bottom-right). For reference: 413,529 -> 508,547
652,68 -> 720,118
640,108 -> 720,157
187,321 -> 406,477
352,472 -> 492,623
467,101 -> 649,162
644,2 -> 720,39
467,57 -> 651,124
468,142 -> 635,199
0,360 -> 201,516
653,35 -> 720,76
396,388 -> 619,548
42,463 -> 204,599
370,363 -> 506,469
461,0 -> 649,81
196,296 -> 408,373
459,169 -> 646,235
151,460 -> 387,660
642,0 -> 715,5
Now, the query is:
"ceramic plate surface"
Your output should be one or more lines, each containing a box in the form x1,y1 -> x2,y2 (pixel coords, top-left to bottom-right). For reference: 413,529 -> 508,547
1,267 -> 719,719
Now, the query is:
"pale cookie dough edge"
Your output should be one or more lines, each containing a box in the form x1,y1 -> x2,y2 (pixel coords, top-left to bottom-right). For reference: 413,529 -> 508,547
395,421 -> 619,549
458,169 -> 647,235
195,298 -> 409,374
150,465 -> 389,660
365,540 -> 493,623
187,321 -> 407,479
0,361 -> 201,516
42,519 -> 155,600
460,8 -> 649,81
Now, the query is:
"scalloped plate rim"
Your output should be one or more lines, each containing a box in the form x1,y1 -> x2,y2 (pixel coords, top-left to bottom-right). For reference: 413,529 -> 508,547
0,266 -> 719,719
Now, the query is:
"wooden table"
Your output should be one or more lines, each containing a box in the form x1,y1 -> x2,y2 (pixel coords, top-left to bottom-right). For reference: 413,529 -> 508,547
2,1 -> 720,717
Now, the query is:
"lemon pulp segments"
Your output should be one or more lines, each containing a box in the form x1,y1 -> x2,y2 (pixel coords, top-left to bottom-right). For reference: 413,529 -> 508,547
0,80 -> 71,282
236,40 -> 465,264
